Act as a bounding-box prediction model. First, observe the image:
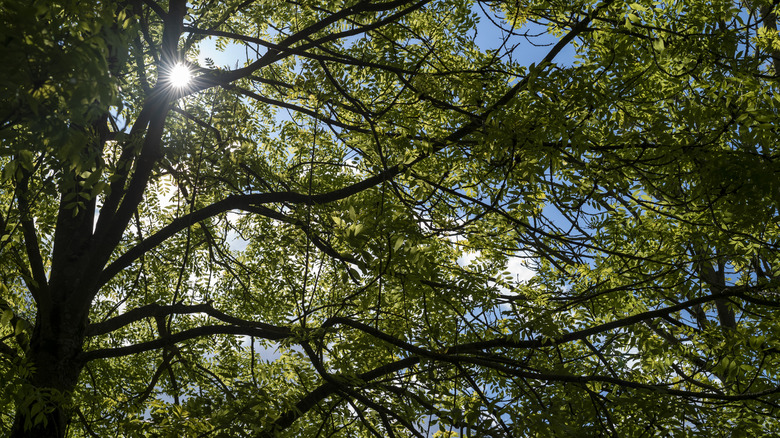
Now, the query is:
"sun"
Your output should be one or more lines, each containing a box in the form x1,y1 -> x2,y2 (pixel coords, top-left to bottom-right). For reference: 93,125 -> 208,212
168,63 -> 192,88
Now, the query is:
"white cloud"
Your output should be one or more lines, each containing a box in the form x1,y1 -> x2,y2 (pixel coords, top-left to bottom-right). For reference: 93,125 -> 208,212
506,256 -> 534,283
458,249 -> 481,266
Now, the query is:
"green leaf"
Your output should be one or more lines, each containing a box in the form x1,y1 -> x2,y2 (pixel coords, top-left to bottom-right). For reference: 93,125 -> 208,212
1,309 -> 13,326
393,236 -> 404,252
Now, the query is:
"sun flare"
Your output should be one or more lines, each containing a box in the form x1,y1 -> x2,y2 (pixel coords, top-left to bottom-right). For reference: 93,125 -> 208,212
169,63 -> 192,88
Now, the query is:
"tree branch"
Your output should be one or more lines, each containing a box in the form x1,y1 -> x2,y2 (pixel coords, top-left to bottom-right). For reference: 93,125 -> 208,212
223,83 -> 369,133
79,324 -> 291,362
16,170 -> 48,301
97,168 -> 399,289
185,0 -> 431,93
86,302 -> 290,337
318,284 -> 759,358
257,356 -> 420,437
456,354 -> 780,402
183,26 -> 415,76
240,204 -> 361,265
448,285 -> 758,353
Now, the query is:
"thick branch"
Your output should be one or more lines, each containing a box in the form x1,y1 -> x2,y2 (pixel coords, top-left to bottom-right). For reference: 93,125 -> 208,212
456,354 -> 780,402
84,101 -> 170,303
181,27 -> 413,77
79,324 -> 291,362
185,0 -> 430,93
97,169 -> 399,288
17,216 -> 48,303
86,302 -> 290,337
16,170 -> 48,301
258,356 -> 420,437
449,286 -> 753,353
161,0 -> 187,60
320,285 -> 756,357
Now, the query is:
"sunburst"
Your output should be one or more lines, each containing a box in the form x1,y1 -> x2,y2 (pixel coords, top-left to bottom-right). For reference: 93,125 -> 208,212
168,63 -> 192,88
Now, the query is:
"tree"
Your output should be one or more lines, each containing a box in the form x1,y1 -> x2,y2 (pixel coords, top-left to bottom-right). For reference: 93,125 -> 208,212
1,0 -> 779,435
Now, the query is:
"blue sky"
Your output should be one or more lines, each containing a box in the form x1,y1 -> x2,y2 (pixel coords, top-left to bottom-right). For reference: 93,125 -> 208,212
193,4 -> 578,70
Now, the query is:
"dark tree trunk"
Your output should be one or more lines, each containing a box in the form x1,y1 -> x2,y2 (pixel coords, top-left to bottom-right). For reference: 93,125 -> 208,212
10,305 -> 87,438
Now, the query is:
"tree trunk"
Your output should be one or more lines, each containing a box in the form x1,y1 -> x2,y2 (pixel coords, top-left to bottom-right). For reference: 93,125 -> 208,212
10,306 -> 87,438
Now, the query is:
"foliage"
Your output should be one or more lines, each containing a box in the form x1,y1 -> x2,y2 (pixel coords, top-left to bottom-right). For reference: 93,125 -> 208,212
1,0 -> 780,436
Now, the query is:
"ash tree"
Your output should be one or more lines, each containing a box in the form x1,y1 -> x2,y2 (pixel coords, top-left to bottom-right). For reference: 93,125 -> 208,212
1,0 -> 780,436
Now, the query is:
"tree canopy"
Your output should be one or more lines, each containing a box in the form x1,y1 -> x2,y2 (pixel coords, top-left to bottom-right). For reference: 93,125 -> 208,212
1,0 -> 779,436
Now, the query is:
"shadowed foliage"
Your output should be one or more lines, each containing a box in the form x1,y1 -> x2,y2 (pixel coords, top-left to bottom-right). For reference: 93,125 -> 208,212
1,0 -> 779,436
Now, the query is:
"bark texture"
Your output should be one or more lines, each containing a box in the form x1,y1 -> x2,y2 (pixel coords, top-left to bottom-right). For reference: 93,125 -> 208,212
10,306 -> 87,438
